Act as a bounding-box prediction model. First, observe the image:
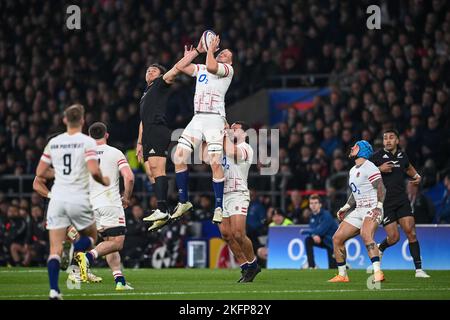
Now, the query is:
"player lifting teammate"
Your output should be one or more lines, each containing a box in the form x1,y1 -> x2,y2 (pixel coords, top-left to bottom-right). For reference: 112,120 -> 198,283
328,141 -> 386,283
371,129 -> 430,278
217,122 -> 260,282
35,104 -> 110,300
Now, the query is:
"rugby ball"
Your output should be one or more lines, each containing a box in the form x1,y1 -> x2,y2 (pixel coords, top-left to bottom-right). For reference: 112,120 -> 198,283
201,30 -> 216,51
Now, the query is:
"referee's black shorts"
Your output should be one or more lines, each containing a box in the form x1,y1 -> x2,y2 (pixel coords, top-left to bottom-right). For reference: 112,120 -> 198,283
142,124 -> 171,158
382,200 -> 413,226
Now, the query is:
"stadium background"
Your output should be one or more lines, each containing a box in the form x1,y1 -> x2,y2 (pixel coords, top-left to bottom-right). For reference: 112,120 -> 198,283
0,0 -> 449,270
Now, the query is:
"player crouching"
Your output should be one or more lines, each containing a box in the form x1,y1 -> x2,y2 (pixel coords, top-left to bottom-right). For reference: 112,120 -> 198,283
328,141 -> 386,283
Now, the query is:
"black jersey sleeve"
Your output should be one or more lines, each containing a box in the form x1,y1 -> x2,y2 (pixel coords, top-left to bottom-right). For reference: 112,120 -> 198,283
403,152 -> 411,169
370,150 -> 383,166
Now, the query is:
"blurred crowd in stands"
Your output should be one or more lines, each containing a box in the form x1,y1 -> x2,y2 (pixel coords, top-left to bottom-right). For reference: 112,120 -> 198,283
1,0 -> 450,266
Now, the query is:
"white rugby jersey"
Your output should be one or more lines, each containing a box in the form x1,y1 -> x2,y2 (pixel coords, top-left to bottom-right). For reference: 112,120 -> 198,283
223,142 -> 253,193
348,159 -> 382,208
40,132 -> 98,204
89,144 -> 129,210
191,63 -> 234,117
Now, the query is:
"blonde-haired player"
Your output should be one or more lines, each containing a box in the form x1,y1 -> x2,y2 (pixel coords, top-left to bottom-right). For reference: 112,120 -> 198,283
35,104 -> 109,300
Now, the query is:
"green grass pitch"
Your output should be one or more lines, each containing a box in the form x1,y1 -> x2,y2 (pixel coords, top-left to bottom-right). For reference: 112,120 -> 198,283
1,268 -> 449,300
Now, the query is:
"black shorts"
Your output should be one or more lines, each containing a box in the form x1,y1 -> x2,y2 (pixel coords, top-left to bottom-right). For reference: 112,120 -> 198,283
382,200 -> 413,226
142,125 -> 171,158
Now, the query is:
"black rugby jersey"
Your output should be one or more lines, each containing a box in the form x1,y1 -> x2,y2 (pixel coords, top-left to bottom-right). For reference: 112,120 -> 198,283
140,76 -> 171,127
370,148 -> 411,205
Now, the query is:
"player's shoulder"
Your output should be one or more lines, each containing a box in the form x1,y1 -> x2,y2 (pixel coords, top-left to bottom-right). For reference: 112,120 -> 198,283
364,159 -> 380,171
220,63 -> 234,76
81,133 -> 97,145
371,148 -> 386,159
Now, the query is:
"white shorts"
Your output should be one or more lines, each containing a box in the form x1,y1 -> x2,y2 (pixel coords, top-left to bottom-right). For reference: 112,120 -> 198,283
344,207 -> 384,229
179,114 -> 226,153
93,206 -> 126,231
223,192 -> 250,218
46,199 -> 94,231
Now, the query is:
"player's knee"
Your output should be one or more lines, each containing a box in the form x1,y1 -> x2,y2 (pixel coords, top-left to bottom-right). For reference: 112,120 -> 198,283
360,230 -> 373,244
221,232 -> 231,243
332,234 -> 344,245
389,233 -> 400,244
233,230 -> 245,244
405,229 -> 417,242
114,239 -> 124,251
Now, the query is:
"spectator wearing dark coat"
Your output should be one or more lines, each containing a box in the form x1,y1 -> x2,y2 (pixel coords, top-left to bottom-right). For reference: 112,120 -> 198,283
302,194 -> 338,269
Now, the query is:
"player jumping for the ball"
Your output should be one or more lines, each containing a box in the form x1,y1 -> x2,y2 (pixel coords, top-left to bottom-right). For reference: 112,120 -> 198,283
169,34 -> 234,224
328,140 -> 386,283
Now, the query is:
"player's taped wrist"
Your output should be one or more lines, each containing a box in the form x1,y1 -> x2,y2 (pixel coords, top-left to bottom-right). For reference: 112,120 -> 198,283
413,173 -> 421,179
376,201 -> 383,209
340,203 -> 351,212
47,192 -> 52,199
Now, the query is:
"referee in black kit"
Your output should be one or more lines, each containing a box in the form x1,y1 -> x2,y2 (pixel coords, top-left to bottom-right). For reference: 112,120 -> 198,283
136,56 -> 185,231
371,129 -> 430,278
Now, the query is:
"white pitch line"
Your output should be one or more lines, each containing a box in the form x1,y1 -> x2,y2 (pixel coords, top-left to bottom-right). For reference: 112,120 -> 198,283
2,287 -> 450,299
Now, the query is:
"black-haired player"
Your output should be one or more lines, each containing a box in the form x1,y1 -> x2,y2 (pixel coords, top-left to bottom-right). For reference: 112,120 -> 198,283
371,129 -> 430,278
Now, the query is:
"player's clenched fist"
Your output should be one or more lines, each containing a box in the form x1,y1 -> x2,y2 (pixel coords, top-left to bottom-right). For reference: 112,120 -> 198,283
367,207 -> 382,222
336,204 -> 350,221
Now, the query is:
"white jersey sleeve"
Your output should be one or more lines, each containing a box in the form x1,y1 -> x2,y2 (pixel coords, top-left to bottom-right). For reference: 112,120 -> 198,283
191,64 -> 206,77
215,63 -> 233,78
84,138 -> 98,162
40,143 -> 52,164
366,161 -> 382,184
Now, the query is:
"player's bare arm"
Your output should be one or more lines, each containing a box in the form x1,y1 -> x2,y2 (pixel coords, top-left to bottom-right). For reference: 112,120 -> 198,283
337,193 -> 355,221
120,166 -> 135,209
175,39 -> 204,76
406,164 -> 421,185
163,45 -> 195,84
369,178 -> 386,222
136,121 -> 143,163
33,176 -> 50,198
206,35 -> 220,74
87,159 -> 110,186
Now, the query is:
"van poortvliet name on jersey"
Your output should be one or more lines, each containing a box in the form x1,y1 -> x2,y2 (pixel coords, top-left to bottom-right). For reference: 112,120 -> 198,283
50,143 -> 85,149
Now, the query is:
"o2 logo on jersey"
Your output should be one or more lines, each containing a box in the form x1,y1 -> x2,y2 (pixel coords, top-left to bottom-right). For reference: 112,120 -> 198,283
222,156 -> 229,170
350,182 -> 361,195
198,74 -> 208,84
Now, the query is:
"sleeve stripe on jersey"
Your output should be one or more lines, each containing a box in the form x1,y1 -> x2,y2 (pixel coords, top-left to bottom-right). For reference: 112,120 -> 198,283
40,155 -> 52,164
223,64 -> 229,77
368,172 -> 380,179
85,150 -> 97,156
117,159 -> 128,165
368,173 -> 381,182
42,153 -> 51,159
240,146 -> 248,161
